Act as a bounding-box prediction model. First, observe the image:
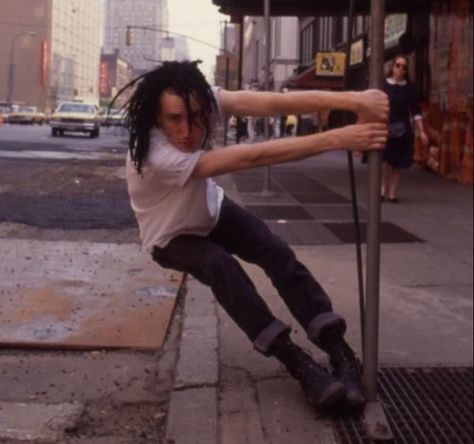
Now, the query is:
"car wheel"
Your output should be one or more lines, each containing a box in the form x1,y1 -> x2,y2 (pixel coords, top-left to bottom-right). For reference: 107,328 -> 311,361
51,128 -> 57,137
58,129 -> 64,136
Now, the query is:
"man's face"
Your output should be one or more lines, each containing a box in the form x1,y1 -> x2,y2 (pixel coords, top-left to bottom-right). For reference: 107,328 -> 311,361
156,89 -> 205,153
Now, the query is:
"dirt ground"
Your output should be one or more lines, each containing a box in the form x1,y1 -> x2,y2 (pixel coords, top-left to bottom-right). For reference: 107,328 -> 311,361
0,155 -> 186,442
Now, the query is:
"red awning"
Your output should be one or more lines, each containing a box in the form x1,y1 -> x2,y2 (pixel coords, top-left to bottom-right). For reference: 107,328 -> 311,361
286,66 -> 343,90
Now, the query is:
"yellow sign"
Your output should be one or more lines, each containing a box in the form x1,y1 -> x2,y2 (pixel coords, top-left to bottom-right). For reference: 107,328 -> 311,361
350,39 -> 364,66
315,52 -> 346,77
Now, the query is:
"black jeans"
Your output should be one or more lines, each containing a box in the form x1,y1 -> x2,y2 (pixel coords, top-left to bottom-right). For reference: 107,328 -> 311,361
152,197 -> 339,353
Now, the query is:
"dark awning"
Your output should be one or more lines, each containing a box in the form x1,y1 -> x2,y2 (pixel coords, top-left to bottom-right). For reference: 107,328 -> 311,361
212,0 -> 431,17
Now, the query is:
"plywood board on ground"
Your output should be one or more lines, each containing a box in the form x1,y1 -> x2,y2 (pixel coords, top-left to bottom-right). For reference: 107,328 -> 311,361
0,239 -> 183,350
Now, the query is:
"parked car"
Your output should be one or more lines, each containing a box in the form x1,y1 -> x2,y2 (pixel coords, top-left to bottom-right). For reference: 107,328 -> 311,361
100,108 -> 126,127
7,105 -> 46,125
49,101 -> 100,137
0,102 -> 11,124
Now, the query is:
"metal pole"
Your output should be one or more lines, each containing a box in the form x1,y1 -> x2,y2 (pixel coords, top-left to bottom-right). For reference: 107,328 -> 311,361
236,16 -> 245,144
261,0 -> 273,197
363,0 -> 393,441
364,0 -> 385,402
7,62 -> 15,105
362,3 -> 393,441
223,20 -> 229,146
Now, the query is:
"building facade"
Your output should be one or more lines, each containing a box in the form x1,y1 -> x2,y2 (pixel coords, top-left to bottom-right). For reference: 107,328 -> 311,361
50,0 -> 102,108
0,0 -> 102,113
241,16 -> 299,91
99,52 -> 133,107
103,0 -> 168,77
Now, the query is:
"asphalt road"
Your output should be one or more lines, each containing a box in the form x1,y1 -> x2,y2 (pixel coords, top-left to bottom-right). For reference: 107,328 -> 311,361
0,124 -> 139,242
0,123 -> 174,442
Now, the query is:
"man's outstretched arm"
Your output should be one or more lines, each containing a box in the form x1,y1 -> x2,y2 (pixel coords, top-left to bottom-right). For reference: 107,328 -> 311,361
192,123 -> 387,179
217,89 -> 389,124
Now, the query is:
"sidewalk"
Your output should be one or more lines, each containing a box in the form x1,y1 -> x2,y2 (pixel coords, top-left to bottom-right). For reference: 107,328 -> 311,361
165,151 -> 473,443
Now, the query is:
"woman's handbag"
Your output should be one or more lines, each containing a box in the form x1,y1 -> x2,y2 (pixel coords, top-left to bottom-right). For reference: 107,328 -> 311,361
388,122 -> 406,138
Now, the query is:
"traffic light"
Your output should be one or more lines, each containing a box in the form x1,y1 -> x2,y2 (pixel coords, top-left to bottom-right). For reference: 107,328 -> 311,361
125,28 -> 132,46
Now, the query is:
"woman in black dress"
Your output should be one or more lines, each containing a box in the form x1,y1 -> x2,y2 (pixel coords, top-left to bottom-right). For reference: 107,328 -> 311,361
382,55 -> 428,202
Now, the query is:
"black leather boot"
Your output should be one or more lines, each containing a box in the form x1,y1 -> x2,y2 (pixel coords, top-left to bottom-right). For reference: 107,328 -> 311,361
320,337 -> 365,410
269,334 -> 346,410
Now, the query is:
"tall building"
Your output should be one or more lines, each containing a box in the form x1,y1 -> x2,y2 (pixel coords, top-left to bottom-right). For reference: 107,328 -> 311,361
103,0 -> 168,76
0,0 -> 102,112
50,0 -> 102,107
99,51 -> 133,106
241,17 -> 299,91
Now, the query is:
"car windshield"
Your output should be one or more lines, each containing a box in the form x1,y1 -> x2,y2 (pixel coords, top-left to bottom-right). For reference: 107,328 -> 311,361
57,103 -> 95,113
19,106 -> 36,112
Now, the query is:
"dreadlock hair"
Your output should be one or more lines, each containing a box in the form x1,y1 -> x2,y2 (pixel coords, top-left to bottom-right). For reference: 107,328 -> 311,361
110,60 -> 217,174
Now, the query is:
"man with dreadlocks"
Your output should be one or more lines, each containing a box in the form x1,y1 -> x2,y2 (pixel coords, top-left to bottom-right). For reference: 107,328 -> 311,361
122,60 -> 388,411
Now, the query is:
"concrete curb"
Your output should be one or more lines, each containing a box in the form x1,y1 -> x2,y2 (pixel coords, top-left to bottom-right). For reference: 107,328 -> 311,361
165,278 -> 219,444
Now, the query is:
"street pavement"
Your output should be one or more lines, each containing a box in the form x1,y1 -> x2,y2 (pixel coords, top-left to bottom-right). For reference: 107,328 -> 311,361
0,126 -> 472,443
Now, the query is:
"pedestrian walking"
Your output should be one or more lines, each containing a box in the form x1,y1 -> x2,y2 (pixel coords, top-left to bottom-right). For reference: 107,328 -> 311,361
116,61 -> 388,411
381,55 -> 428,202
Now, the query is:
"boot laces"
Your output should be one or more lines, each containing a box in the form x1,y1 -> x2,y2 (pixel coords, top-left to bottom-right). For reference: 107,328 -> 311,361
330,342 -> 361,383
286,346 -> 327,381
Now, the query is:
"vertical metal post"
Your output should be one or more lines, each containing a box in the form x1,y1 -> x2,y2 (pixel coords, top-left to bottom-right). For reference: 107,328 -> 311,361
364,0 -> 385,401
236,15 -> 244,144
223,20 -> 229,146
363,1 -> 393,441
261,0 -> 273,197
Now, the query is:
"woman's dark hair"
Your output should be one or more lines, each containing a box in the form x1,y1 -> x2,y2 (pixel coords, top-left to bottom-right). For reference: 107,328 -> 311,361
110,60 -> 217,174
386,54 -> 411,83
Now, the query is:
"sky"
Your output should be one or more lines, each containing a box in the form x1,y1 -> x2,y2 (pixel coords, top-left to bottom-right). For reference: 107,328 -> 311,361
167,0 -> 228,83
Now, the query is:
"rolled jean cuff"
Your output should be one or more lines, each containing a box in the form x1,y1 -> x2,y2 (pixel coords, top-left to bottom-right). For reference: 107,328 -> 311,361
307,312 -> 346,346
253,319 -> 291,355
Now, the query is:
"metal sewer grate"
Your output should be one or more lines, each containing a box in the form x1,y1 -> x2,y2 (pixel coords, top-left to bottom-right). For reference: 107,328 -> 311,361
245,205 -> 314,220
324,222 -> 423,243
334,366 -> 473,444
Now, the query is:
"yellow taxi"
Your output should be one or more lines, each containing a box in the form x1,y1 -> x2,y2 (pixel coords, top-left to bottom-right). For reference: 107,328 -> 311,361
8,105 -> 46,125
49,101 -> 100,138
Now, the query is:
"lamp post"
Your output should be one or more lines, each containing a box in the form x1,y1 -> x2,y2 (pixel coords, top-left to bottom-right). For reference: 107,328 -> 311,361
6,31 -> 37,105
